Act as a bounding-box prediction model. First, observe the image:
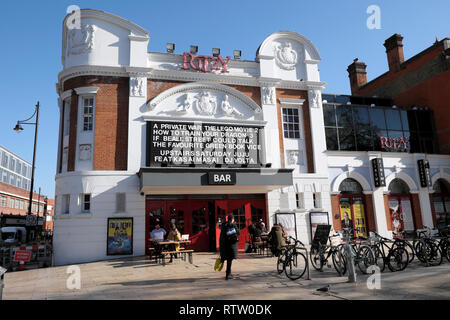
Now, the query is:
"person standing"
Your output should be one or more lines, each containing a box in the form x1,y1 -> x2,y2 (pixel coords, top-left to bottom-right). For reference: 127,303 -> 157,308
167,223 -> 181,263
219,215 -> 240,280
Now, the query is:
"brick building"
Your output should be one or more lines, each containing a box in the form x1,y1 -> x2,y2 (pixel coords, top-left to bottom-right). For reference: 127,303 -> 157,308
347,34 -> 450,154
0,145 -> 49,228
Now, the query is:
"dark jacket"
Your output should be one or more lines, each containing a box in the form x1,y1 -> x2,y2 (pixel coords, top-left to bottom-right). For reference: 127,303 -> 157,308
269,224 -> 286,254
219,222 -> 240,261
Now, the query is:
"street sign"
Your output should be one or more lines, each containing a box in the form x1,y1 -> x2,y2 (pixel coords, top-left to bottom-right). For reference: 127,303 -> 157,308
25,215 -> 37,226
13,250 -> 31,262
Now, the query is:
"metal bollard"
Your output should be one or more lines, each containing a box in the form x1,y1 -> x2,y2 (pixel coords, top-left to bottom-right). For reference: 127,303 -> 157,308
344,229 -> 356,283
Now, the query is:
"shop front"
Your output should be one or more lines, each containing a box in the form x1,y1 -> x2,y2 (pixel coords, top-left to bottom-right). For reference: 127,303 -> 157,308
145,194 -> 266,252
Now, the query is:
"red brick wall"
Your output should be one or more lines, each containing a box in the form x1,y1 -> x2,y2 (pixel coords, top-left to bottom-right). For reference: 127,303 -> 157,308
275,89 -> 314,172
63,76 -> 129,171
429,194 -> 437,227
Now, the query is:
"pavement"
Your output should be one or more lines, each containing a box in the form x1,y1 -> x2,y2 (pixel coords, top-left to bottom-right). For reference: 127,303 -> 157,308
2,252 -> 450,300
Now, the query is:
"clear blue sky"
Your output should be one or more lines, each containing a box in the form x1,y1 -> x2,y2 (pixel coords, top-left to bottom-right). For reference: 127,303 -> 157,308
0,0 -> 448,198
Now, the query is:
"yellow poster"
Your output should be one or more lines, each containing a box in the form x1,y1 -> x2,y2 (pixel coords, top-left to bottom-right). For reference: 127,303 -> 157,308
107,218 -> 133,255
352,202 -> 367,237
339,200 -> 352,230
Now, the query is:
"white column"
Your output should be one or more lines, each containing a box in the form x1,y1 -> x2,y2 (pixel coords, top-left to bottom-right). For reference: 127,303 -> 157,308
260,86 -> 281,168
372,188 -> 390,238
418,189 -> 434,228
307,89 -> 328,175
127,74 -> 147,172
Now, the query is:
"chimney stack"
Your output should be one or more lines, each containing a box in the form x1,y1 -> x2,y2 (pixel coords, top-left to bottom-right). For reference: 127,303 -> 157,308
347,58 -> 367,94
384,33 -> 404,72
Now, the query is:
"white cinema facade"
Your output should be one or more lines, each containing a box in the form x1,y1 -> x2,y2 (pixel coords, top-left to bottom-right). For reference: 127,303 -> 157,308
53,9 -> 450,265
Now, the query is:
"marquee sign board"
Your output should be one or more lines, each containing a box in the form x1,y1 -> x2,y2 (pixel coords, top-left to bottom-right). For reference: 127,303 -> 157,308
147,121 -> 263,167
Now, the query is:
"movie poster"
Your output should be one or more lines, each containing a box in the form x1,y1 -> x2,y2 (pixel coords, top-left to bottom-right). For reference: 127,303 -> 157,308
352,198 -> 367,237
107,218 -> 133,255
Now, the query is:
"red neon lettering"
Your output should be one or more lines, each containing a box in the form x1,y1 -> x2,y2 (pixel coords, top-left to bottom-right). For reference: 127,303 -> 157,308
181,53 -> 230,73
217,55 -> 231,73
380,136 -> 388,149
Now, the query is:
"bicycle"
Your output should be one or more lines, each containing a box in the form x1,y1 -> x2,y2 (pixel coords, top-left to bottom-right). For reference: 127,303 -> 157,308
276,237 -> 308,280
340,234 -> 377,275
413,226 -> 443,266
371,232 -> 409,272
309,233 -> 346,276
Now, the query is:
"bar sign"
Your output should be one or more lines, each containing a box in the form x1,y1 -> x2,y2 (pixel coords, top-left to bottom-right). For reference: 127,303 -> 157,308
417,159 -> 432,188
208,172 -> 236,185
371,158 -> 386,187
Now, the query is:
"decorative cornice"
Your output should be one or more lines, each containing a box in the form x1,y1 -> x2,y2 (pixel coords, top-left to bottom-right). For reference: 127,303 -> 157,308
128,35 -> 149,42
142,115 -> 266,127
279,98 -> 305,106
75,86 -> 100,95
60,90 -> 72,100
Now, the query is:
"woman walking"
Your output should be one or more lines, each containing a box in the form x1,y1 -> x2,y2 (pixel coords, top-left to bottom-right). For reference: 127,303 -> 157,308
219,215 -> 240,280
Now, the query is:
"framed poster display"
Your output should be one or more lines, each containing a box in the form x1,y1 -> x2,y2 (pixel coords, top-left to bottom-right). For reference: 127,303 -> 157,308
107,218 -> 133,256
274,212 -> 297,239
309,212 -> 329,242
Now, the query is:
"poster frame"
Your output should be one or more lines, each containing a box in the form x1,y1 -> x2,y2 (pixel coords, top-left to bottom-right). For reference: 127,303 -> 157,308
106,217 -> 134,256
274,212 -> 297,240
309,211 -> 330,243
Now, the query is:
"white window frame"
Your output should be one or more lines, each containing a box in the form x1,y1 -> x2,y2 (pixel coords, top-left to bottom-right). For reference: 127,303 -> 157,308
82,97 -> 94,132
296,193 -> 305,209
80,193 -> 91,213
313,192 -> 322,209
63,194 -> 70,214
281,107 -> 302,139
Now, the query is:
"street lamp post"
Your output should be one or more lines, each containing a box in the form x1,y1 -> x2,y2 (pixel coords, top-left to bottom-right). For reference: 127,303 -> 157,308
14,101 -> 40,242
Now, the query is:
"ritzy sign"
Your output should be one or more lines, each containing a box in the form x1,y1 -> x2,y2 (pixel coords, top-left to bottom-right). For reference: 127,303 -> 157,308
380,136 -> 409,151
182,52 -> 231,73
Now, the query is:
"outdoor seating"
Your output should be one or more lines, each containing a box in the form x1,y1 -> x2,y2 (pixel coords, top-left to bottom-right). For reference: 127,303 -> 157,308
148,240 -> 193,266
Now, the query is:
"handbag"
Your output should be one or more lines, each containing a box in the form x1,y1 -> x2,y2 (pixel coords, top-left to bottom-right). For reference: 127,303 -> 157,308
214,257 -> 224,272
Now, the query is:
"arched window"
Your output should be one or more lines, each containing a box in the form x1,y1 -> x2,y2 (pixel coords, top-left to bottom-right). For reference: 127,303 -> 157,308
388,179 -> 410,194
433,179 -> 450,193
339,178 -> 363,194
432,179 -> 450,228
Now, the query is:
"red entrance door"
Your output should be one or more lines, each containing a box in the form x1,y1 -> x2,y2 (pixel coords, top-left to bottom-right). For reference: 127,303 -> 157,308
189,200 -> 210,252
215,198 -> 266,251
145,200 -> 165,255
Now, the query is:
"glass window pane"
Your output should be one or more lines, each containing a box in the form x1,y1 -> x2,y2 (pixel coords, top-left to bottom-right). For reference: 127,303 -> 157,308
338,127 -> 356,151
400,110 -> 409,131
336,105 -> 353,127
353,106 -> 370,125
325,128 -> 339,150
323,104 -> 336,127
385,109 -> 402,130
370,108 -> 387,131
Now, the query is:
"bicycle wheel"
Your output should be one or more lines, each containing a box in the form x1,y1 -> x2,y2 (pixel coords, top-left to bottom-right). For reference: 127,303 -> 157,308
284,251 -> 307,280
356,245 -> 376,275
387,247 -> 409,272
332,249 -> 347,276
414,241 -> 428,263
309,246 -> 323,271
442,239 -> 450,263
425,241 -> 442,266
393,240 -> 415,264
372,244 -> 386,273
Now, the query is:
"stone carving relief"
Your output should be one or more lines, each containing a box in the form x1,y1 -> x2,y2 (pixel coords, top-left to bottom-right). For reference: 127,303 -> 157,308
275,42 -> 298,70
262,87 -> 275,105
130,77 -> 146,97
308,90 -> 321,108
287,150 -> 302,165
79,144 -> 92,161
196,91 -> 217,115
176,93 -> 194,113
67,24 -> 95,56
221,94 -> 244,117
